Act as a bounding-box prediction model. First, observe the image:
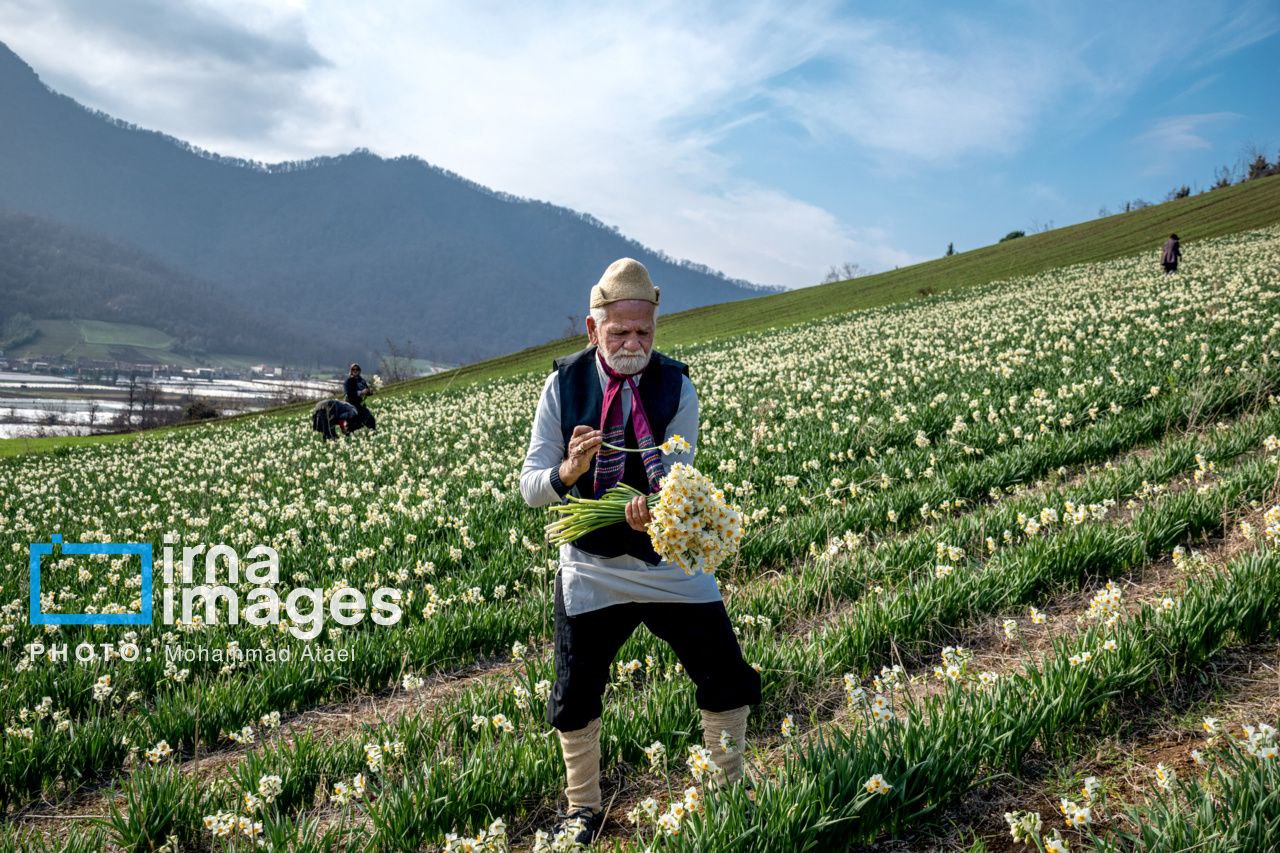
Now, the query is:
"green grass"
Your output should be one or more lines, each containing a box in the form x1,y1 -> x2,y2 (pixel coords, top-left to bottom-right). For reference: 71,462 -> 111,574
5,319 -> 291,370
73,319 -> 175,349
4,174 -> 1278,461
8,318 -> 195,365
0,431 -> 145,458
7,319 -> 84,359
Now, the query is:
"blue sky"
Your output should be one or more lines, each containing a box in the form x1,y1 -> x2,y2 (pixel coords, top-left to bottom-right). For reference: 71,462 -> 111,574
1,0 -> 1277,287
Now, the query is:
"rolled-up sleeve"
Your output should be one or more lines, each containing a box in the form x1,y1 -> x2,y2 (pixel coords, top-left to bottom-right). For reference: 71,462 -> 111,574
520,371 -> 569,508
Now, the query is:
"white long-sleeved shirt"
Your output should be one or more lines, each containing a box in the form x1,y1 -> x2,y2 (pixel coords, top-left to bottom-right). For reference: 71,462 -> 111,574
519,355 -> 722,615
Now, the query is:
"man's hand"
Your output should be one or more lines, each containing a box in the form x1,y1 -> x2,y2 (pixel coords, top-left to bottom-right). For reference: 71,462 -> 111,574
560,425 -> 603,487
625,495 -> 652,532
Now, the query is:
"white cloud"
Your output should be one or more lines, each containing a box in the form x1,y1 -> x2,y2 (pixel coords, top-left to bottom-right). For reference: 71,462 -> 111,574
0,0 -> 345,154
299,0 -> 901,286
767,25 -> 1060,163
1139,112 -> 1241,152
0,0 -> 1270,286
0,0 -> 929,286
1135,112 -> 1242,175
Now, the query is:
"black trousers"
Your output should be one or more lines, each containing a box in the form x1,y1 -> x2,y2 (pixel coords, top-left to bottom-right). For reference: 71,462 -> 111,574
546,570 -> 762,732
351,403 -> 377,431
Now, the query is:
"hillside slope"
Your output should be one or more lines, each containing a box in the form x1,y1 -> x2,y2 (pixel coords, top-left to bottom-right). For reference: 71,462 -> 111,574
3,173 -> 1278,460
0,211 -> 320,363
389,172 -> 1280,393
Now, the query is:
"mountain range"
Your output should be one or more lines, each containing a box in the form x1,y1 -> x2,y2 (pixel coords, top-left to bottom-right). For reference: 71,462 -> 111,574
0,41 -> 775,367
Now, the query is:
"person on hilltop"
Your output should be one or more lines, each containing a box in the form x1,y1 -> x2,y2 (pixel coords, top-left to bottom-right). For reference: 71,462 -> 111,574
343,362 -> 377,432
519,258 -> 761,845
1162,233 -> 1182,274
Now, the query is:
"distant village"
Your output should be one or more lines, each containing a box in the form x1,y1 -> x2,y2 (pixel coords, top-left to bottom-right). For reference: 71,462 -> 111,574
0,353 -> 316,383
0,352 -> 344,439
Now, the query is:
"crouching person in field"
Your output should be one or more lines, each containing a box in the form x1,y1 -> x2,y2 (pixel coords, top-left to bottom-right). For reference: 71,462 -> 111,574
518,258 -> 761,845
311,398 -> 362,440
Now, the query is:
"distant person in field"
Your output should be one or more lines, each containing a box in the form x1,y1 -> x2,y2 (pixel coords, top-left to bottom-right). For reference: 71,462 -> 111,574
519,257 -> 760,845
343,362 -> 377,432
1162,233 -> 1181,274
310,398 -> 362,440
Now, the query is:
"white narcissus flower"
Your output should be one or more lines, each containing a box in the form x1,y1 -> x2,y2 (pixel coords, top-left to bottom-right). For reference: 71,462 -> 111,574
659,434 -> 691,455
863,773 -> 892,795
644,741 -> 667,771
1004,810 -> 1042,843
1044,830 -> 1071,853
685,745 -> 719,782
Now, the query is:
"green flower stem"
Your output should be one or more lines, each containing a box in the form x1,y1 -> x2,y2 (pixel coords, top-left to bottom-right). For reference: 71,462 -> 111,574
545,483 -> 661,546
600,441 -> 649,453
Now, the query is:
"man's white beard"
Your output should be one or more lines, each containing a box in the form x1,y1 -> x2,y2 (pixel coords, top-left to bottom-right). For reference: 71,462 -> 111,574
602,346 -> 651,375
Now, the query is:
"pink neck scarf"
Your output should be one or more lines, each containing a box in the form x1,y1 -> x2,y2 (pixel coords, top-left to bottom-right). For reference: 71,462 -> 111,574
594,349 -> 665,495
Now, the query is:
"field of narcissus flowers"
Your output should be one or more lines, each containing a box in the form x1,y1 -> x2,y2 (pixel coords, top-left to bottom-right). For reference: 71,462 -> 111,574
3,228 -> 1280,851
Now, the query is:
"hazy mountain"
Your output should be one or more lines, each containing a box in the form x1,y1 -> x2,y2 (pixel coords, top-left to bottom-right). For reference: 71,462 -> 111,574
0,211 -> 320,363
0,42 -> 775,365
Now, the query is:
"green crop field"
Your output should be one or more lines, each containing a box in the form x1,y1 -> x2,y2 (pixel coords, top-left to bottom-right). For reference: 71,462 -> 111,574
2,224 -> 1280,851
6,318 -> 175,358
73,319 -> 175,349
2,318 -> 295,379
6,319 -> 84,359
6,318 -> 194,366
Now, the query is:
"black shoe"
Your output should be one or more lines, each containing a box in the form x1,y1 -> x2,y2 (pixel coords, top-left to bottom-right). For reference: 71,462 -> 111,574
554,807 -> 604,846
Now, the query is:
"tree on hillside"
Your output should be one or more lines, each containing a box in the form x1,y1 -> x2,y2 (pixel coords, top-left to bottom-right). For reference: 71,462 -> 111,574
378,337 -> 419,384
0,214 -> 320,363
563,314 -> 584,338
1165,185 -> 1192,201
945,242 -> 955,257
1000,230 -> 1026,242
1246,153 -> 1278,180
137,381 -> 163,429
120,371 -> 139,429
822,262 -> 866,284
0,312 -> 36,351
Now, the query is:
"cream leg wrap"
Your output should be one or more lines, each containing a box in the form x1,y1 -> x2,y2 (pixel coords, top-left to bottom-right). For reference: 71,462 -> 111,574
701,705 -> 749,784
557,717 -> 602,812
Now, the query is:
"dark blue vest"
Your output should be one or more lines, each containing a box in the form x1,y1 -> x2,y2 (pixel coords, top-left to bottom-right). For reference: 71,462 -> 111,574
554,345 -> 689,564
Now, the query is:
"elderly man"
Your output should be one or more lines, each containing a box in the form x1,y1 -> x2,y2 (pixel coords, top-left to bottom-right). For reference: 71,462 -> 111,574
519,257 -> 761,844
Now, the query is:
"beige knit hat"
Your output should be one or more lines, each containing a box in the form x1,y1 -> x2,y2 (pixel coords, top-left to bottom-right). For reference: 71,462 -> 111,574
590,257 -> 660,308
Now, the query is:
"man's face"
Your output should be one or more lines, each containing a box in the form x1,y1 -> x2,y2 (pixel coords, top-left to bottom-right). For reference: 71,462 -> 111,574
588,300 -> 655,375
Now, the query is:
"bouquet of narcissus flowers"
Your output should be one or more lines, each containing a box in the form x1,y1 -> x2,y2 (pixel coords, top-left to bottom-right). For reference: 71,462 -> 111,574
545,461 -> 745,575
648,463 -> 746,574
